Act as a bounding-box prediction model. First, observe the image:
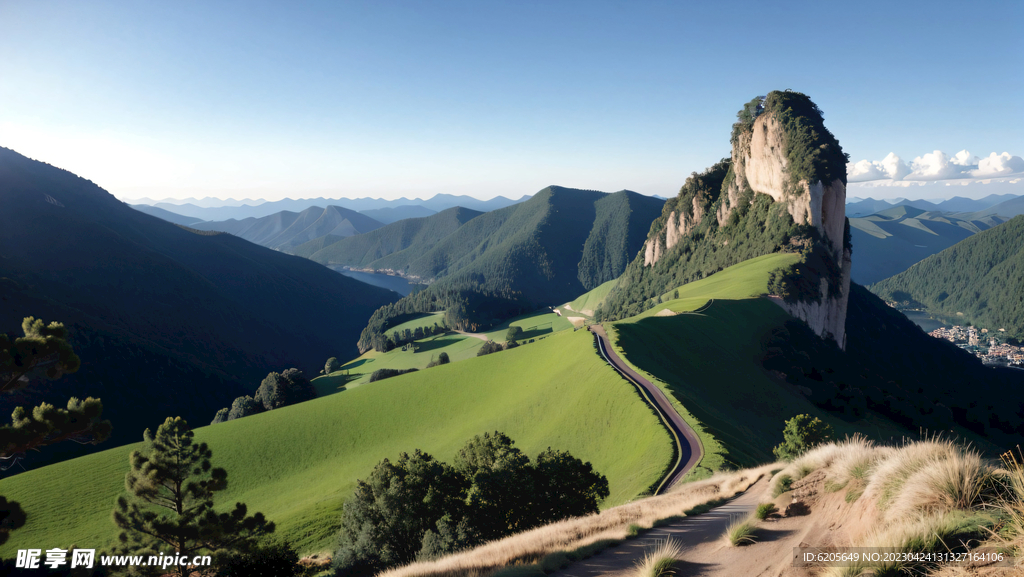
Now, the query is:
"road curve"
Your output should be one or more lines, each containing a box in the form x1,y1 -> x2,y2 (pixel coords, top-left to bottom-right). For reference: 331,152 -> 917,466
590,325 -> 703,493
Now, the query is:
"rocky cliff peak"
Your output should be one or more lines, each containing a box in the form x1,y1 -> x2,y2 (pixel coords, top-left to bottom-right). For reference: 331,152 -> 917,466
637,91 -> 852,347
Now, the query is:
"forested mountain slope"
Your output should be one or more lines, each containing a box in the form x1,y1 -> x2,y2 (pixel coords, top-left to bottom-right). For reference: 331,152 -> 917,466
869,215 -> 1024,337
300,206 -> 484,269
356,187 -> 663,351
0,147 -> 397,461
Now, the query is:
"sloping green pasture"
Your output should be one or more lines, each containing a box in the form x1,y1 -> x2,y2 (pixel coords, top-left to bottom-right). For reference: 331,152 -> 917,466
0,330 -> 672,556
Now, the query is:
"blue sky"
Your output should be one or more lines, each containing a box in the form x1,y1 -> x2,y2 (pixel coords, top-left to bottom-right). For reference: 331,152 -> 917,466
1,0 -> 1021,201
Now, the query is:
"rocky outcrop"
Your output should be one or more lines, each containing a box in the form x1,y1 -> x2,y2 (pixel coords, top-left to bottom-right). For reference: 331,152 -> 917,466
643,94 -> 852,347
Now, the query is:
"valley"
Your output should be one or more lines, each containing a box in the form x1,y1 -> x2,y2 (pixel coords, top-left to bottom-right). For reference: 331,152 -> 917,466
2,85 -> 1022,577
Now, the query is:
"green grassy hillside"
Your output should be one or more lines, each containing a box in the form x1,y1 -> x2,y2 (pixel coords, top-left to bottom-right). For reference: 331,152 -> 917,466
849,206 -> 1007,284
567,279 -> 618,317
325,311 -> 574,388
0,329 -> 672,555
869,215 -> 1024,337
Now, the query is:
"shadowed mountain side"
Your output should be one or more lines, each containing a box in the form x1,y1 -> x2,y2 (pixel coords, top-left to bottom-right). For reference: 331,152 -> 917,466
129,204 -> 205,226
0,147 -> 397,463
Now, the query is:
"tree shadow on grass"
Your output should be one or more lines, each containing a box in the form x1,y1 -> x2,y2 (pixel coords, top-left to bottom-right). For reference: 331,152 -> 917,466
415,335 -> 466,353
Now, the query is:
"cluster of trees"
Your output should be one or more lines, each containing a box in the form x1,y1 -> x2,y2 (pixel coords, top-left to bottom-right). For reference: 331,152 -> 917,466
869,215 -> 1024,339
391,322 -> 448,349
333,432 -> 609,576
211,368 -> 316,425
1,317 -> 110,548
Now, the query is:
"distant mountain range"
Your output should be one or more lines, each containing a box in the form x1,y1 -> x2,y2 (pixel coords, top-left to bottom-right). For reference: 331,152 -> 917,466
0,147 -> 397,460
849,205 -> 1008,284
188,205 -> 384,251
134,193 -> 530,222
846,193 -> 1020,217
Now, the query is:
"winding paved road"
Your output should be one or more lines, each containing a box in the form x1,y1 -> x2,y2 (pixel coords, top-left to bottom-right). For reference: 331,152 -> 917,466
590,325 -> 703,493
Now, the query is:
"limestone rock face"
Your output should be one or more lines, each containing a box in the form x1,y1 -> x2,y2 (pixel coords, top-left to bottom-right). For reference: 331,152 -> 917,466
727,114 -> 851,347
645,106 -> 852,347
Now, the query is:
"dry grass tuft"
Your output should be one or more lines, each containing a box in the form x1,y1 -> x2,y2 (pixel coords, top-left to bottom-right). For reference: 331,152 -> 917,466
633,539 -> 683,577
377,466 -> 772,577
724,514 -> 759,546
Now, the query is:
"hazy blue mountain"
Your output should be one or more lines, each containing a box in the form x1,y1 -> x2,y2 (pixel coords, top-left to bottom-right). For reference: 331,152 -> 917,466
150,193 -> 529,221
191,206 -> 383,250
130,204 -> 205,226
960,195 -> 1024,220
849,205 -> 1007,284
846,198 -> 897,216
359,205 -> 437,224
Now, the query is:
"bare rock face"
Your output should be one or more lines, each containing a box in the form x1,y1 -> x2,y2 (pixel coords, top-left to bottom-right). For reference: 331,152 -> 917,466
721,113 -> 851,347
643,99 -> 852,347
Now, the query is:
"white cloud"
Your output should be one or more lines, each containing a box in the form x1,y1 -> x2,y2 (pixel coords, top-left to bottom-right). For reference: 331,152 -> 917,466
951,149 -> 978,166
846,149 -> 1023,182
907,150 -> 961,180
847,152 -> 910,182
973,152 -> 1024,177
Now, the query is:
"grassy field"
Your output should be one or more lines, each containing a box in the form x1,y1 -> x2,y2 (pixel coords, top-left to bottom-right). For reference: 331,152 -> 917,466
603,253 -> 911,470
0,330 -> 672,556
324,310 -> 575,387
566,278 -> 618,317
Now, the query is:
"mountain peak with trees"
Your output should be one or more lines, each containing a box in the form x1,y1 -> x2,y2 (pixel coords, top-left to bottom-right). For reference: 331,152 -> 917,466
602,90 -> 852,346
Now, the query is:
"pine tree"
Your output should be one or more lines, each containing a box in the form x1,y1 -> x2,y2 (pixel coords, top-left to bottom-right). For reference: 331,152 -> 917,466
112,417 -> 273,577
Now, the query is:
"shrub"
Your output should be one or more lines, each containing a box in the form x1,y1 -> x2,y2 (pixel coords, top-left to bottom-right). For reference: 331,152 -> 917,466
754,503 -> 778,520
368,368 -> 418,382
477,340 -> 503,356
773,414 -> 835,461
772,474 -> 793,497
255,368 -> 316,411
634,539 -> 683,577
725,516 -> 759,546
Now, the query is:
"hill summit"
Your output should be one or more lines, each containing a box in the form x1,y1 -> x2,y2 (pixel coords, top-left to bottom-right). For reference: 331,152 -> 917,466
605,91 -> 852,346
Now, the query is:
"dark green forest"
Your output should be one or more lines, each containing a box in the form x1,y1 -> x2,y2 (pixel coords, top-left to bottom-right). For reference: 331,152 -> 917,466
869,215 -> 1024,337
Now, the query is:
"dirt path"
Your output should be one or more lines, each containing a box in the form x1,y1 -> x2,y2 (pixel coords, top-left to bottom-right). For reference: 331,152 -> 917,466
550,477 -> 770,577
454,330 -> 489,341
590,325 -> 702,492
